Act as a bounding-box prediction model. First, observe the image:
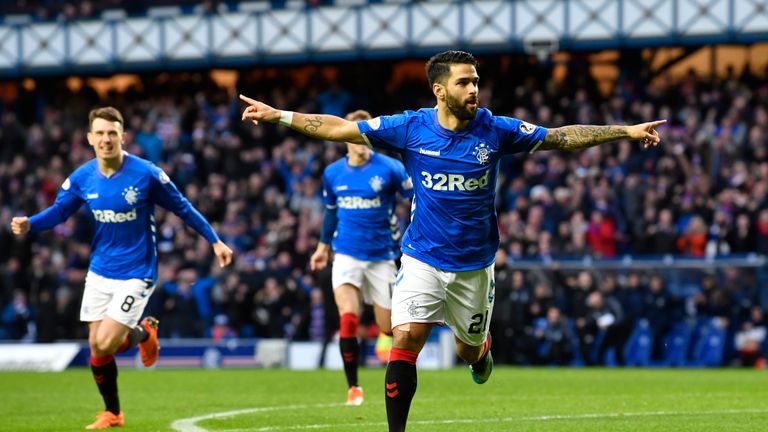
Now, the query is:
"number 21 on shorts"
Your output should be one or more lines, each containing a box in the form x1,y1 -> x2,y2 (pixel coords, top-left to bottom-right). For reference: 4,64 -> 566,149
468,311 -> 489,334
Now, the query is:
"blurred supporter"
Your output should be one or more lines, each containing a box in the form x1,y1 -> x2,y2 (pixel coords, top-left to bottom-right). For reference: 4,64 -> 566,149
533,306 -> 574,366
642,274 -> 677,361
676,215 -> 708,257
159,266 -> 210,339
1,289 -> 33,340
734,306 -> 766,367
492,252 -> 534,365
585,290 -> 631,366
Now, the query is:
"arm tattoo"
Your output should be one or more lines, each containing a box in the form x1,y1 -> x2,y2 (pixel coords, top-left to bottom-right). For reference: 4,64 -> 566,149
542,125 -> 629,151
303,116 -> 324,134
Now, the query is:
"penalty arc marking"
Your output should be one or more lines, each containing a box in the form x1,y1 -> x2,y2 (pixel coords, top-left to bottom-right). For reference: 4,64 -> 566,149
171,406 -> 768,432
171,403 -> 346,432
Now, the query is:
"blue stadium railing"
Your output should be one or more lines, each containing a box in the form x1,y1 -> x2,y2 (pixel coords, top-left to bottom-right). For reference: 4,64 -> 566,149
1,0 -> 767,78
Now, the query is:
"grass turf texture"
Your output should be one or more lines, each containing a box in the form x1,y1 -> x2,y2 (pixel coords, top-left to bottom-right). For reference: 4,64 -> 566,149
1,368 -> 766,431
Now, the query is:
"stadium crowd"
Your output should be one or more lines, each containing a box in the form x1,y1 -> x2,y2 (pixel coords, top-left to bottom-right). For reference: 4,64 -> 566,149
1,54 -> 767,366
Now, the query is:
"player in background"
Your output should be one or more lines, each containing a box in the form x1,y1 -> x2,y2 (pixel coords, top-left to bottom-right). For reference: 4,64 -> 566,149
310,109 -> 413,406
240,50 -> 664,432
11,107 -> 234,430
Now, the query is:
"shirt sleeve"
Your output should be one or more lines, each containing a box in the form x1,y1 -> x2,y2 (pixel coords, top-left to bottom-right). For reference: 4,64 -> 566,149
322,170 -> 337,210
29,177 -> 85,232
319,206 -> 338,244
356,112 -> 412,152
494,116 -> 548,155
149,166 -> 219,244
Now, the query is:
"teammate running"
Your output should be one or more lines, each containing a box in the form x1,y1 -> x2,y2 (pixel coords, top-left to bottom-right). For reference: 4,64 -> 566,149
310,109 -> 413,406
11,106 -> 234,430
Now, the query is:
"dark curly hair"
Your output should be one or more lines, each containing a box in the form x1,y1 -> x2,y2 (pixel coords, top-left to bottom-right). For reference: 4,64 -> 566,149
425,50 -> 478,87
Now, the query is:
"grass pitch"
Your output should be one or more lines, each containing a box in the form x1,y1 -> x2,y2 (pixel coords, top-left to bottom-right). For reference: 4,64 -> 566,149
1,367 -> 766,431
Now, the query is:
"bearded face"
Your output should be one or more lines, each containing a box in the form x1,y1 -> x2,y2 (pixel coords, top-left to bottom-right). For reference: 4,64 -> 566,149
445,89 -> 478,121
440,63 -> 479,121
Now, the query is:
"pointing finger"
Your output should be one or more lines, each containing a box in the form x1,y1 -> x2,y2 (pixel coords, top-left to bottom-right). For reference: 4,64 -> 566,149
239,94 -> 258,105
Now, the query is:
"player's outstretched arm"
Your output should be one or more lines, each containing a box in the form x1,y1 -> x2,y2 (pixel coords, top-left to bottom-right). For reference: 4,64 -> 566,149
10,216 -> 30,236
239,94 -> 366,145
538,120 -> 666,152
212,240 -> 234,268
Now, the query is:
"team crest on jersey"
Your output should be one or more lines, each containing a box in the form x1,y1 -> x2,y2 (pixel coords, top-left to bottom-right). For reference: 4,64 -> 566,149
473,143 -> 492,165
122,186 -> 139,205
369,175 -> 384,192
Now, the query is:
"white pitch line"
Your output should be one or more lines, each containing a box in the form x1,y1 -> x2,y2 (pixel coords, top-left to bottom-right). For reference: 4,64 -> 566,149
170,403 -> 345,432
172,407 -> 768,432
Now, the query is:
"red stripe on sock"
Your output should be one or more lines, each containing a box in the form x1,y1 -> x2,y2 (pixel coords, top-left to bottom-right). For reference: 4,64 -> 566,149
389,347 -> 418,365
90,354 -> 114,367
482,336 -> 491,358
339,313 -> 359,338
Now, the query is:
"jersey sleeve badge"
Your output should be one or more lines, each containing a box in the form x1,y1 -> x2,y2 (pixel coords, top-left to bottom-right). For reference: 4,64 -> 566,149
366,117 -> 381,130
520,121 -> 537,134
159,171 -> 171,184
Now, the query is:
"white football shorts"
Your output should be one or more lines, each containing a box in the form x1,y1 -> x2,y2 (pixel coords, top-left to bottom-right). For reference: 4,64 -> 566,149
80,271 -> 155,327
391,254 -> 495,346
332,253 -> 396,309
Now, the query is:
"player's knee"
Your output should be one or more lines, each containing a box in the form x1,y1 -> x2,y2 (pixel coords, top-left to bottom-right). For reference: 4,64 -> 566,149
336,303 -> 358,316
90,337 -> 119,356
392,324 -> 428,351
456,342 -> 484,364
90,341 -> 110,357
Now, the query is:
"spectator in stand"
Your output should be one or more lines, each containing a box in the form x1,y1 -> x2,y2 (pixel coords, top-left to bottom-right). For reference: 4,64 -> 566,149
642,274 -> 676,361
727,212 -> 755,253
586,290 -> 631,366
1,289 -> 33,340
160,266 -> 206,339
586,209 -> 617,258
755,209 -> 768,256
533,306 -> 574,366
616,272 -> 644,325
493,254 -> 534,365
677,215 -> 708,257
734,306 -> 766,367
645,208 -> 679,255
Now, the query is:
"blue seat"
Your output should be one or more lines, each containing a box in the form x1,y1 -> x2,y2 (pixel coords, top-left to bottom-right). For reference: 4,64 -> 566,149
661,321 -> 691,367
624,319 -> 653,367
690,318 -> 726,367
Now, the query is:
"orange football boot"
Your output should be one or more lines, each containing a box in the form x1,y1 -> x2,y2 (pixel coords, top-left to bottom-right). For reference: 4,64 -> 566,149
346,385 -> 364,406
85,411 -> 124,430
139,316 -> 160,367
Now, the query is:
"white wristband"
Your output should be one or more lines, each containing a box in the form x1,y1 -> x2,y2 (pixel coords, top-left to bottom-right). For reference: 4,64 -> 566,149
279,110 -> 294,127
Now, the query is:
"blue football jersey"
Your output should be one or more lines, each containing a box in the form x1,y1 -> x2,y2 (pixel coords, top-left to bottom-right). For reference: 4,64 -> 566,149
29,153 -> 219,281
323,152 -> 413,261
357,108 -> 547,271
